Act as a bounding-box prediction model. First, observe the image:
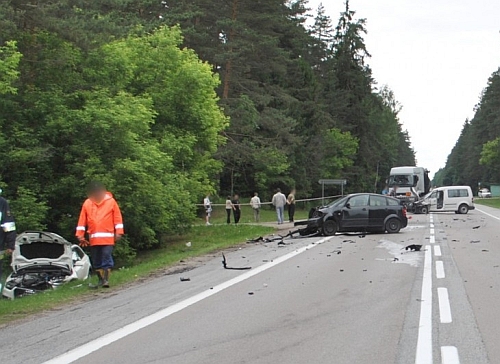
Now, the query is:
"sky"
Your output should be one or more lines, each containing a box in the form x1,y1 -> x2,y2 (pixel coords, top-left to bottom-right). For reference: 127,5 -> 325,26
308,0 -> 500,178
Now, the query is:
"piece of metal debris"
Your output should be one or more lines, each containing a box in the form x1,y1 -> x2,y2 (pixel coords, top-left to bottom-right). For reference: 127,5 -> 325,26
472,226 -> 480,229
404,244 -> 422,251
222,253 -> 251,270
470,240 -> 480,244
180,277 -> 191,282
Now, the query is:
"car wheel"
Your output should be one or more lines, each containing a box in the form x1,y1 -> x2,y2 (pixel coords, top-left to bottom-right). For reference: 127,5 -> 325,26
322,219 -> 338,236
385,218 -> 401,233
458,204 -> 469,214
420,206 -> 429,215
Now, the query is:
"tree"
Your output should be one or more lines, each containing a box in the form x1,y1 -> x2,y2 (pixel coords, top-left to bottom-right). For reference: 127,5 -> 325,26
0,41 -> 21,94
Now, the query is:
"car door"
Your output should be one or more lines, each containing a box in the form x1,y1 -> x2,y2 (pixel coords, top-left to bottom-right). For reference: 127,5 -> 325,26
428,190 -> 438,211
341,194 -> 369,230
368,195 -> 388,228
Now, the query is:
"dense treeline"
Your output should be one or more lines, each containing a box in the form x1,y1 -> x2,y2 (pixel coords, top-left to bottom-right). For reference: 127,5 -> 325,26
0,0 -> 415,257
434,68 -> 500,190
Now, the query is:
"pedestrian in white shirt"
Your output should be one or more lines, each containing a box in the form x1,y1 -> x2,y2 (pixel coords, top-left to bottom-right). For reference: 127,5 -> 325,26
204,194 -> 212,226
272,188 -> 287,224
250,192 -> 261,222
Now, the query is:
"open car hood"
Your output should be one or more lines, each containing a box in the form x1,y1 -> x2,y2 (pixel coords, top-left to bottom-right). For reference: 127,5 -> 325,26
11,231 -> 73,274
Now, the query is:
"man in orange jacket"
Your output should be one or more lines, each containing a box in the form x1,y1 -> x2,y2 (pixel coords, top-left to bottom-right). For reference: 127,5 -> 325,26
76,182 -> 124,288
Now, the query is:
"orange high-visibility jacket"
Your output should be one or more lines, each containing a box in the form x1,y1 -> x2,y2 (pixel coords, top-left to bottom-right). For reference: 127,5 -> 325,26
76,192 -> 124,246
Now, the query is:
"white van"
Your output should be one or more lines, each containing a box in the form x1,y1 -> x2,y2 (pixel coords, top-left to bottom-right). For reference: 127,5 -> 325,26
423,186 -> 475,214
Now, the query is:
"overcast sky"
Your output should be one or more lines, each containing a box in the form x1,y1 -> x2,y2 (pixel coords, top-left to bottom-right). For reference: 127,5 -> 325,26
308,0 -> 500,178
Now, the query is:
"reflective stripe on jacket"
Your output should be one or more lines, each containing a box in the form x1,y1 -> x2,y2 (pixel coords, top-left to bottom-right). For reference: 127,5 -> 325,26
76,192 -> 124,246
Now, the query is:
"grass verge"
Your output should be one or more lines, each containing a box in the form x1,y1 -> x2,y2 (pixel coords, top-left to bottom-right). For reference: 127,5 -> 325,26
475,197 -> 500,209
0,224 -> 274,325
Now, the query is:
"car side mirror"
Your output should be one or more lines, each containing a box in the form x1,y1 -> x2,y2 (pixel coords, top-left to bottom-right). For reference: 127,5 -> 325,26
345,203 -> 351,209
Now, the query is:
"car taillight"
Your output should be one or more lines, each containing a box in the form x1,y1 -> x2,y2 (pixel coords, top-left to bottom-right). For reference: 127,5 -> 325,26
402,206 -> 407,217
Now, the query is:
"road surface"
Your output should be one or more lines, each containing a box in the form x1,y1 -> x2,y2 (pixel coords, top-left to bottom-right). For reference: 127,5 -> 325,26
1,205 -> 500,364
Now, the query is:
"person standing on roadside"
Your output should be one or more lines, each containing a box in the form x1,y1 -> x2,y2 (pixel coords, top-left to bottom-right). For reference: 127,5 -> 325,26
76,182 -> 124,288
225,195 -> 234,224
204,193 -> 212,226
250,192 -> 261,222
232,194 -> 241,224
0,189 -> 16,292
272,188 -> 287,225
287,189 -> 296,222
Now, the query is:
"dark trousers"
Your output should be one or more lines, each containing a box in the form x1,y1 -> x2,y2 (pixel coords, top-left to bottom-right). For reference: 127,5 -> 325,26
288,204 -> 296,222
233,209 -> 241,224
91,245 -> 114,270
226,209 -> 232,224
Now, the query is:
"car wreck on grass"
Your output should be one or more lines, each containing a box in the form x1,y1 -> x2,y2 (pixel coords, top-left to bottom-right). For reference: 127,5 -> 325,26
296,193 -> 408,236
2,231 -> 91,299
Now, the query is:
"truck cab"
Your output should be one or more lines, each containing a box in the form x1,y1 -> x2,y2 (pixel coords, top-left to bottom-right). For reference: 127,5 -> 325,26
388,166 -> 430,206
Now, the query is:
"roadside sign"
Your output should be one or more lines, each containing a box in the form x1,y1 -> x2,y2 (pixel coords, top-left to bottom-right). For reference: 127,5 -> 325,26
318,179 -> 347,203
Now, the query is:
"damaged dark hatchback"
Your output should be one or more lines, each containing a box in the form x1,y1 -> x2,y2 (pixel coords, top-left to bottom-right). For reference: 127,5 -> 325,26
306,193 -> 408,236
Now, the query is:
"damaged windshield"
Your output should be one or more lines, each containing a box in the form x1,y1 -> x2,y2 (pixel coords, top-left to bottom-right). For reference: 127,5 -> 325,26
388,174 -> 414,187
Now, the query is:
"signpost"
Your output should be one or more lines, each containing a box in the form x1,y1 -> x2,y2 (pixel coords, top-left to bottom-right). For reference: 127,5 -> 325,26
318,179 -> 347,205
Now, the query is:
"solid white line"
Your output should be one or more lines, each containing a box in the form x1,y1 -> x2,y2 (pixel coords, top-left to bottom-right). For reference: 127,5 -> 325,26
430,235 -> 436,244
434,245 -> 442,257
415,246 -> 433,364
438,287 -> 452,323
476,207 -> 500,221
436,261 -> 445,279
43,237 -> 330,364
441,346 -> 460,364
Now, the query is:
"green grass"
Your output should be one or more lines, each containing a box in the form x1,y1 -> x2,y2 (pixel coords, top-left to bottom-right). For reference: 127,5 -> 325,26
475,197 -> 500,209
0,224 -> 274,325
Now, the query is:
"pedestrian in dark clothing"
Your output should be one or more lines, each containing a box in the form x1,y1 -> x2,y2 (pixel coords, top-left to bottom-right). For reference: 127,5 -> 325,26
232,194 -> 241,224
0,193 -> 16,292
225,196 -> 234,224
287,189 -> 296,222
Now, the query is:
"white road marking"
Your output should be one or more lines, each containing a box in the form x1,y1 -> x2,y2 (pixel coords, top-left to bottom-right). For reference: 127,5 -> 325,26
441,346 -> 460,364
438,287 -> 453,323
477,207 -> 500,221
436,261 -> 445,279
430,228 -> 435,235
430,214 -> 434,223
415,246 -> 433,364
42,237 -> 331,364
434,245 -> 442,257
430,235 -> 435,244
430,223 -> 434,228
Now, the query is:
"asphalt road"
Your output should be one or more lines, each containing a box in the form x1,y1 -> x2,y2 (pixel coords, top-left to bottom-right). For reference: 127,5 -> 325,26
1,205 -> 500,364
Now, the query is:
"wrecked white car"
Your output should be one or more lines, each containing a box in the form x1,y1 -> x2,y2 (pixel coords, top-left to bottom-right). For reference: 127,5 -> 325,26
2,231 -> 91,299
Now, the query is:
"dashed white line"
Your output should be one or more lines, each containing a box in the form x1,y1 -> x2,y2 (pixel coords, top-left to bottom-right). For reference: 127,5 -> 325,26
436,261 -> 445,279
434,245 -> 442,257
430,228 -> 435,235
441,346 -> 460,364
430,235 -> 436,244
438,287 -> 453,323
415,246 -> 433,364
42,237 -> 331,364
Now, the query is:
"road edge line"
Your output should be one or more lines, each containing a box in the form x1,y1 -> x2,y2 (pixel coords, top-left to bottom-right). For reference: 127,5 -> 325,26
415,245 -> 433,364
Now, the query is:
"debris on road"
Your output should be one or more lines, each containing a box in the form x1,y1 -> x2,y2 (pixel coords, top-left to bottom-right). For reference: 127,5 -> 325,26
472,226 -> 481,229
404,244 -> 423,251
343,239 -> 356,244
222,253 -> 252,270
180,277 -> 191,282
470,240 -> 481,244
482,249 -> 489,252
248,292 -> 254,295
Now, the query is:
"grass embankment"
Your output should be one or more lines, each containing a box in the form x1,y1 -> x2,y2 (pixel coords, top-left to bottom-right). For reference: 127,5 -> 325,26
475,197 -> 500,209
0,224 -> 274,325
202,202 -> 313,225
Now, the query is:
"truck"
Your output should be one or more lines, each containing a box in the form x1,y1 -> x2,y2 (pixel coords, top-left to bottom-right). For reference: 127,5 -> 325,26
387,166 -> 431,206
